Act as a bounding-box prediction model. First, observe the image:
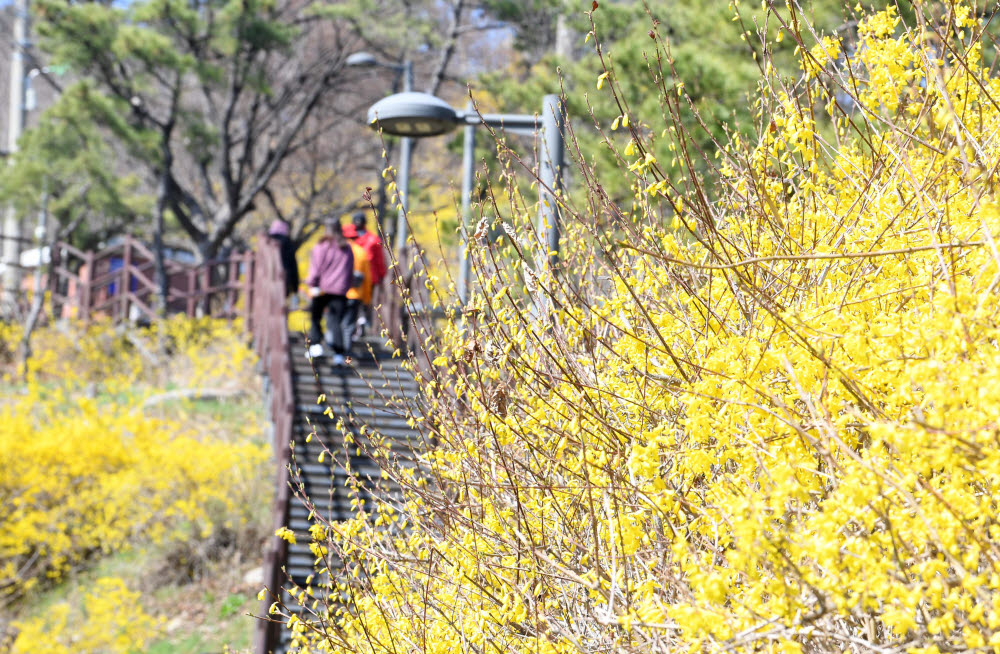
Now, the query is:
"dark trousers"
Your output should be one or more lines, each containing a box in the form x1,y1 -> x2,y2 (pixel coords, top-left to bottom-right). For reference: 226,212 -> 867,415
340,299 -> 361,355
309,294 -> 347,353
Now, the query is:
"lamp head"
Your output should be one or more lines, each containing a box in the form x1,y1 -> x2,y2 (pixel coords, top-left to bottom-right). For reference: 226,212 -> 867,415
345,52 -> 378,67
367,92 -> 461,137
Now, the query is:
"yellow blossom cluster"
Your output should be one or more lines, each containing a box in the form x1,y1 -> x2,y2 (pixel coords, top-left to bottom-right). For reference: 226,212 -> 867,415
10,577 -> 161,653
278,3 -> 1000,653
0,317 -> 267,602
11,314 -> 256,390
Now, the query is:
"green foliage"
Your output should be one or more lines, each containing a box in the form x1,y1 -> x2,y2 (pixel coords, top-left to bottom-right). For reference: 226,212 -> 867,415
0,83 -> 152,249
476,0 -> 900,205
218,593 -> 246,619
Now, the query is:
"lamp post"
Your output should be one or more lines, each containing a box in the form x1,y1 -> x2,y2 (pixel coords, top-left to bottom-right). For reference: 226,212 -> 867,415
458,101 -> 475,307
366,92 -> 565,306
346,52 -> 413,250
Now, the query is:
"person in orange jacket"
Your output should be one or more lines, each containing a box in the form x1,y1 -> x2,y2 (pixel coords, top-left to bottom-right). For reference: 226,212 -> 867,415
339,222 -> 372,363
351,211 -> 386,286
350,212 -> 386,332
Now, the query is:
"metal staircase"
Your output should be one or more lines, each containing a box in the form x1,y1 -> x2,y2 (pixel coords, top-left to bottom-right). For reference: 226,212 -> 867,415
258,333 -> 423,654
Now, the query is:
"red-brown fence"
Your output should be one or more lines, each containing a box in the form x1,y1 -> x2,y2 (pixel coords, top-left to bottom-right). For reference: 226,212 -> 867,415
250,236 -> 295,653
48,236 -> 254,324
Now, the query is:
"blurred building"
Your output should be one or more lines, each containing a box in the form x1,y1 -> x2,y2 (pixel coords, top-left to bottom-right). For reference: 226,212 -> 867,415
0,5 -> 13,155
0,5 -> 61,154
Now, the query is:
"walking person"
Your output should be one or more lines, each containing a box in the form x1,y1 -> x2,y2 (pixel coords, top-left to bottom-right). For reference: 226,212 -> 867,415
342,222 -> 373,361
305,221 -> 354,363
267,219 -> 300,302
350,211 -> 387,331
351,212 -> 386,286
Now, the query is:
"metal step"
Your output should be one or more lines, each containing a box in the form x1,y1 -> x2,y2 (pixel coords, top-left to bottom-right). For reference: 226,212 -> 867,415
291,357 -> 411,378
294,403 -> 419,423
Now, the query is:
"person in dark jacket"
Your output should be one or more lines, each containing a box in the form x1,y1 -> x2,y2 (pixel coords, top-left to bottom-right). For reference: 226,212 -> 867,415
305,220 -> 354,363
268,219 -> 300,298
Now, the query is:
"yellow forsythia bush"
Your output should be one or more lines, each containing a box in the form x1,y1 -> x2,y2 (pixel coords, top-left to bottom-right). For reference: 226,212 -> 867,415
16,314 -> 256,391
0,316 -> 267,602
280,3 -> 1000,654
11,577 -> 161,653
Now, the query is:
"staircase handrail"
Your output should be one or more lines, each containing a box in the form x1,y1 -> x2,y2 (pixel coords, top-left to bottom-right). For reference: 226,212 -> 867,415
249,233 -> 294,654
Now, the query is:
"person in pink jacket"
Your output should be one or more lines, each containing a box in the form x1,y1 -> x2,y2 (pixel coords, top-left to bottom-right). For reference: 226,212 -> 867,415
305,221 -> 354,363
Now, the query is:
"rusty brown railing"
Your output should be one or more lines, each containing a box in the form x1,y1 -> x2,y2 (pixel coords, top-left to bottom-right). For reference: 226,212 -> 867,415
250,235 -> 294,654
48,236 -> 254,324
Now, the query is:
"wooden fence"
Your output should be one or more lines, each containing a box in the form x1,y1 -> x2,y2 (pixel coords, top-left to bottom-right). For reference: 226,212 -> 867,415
249,236 -> 295,653
48,236 -> 254,324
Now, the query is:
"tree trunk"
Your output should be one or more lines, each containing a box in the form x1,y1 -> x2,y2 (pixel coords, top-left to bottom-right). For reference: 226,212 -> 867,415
154,159 -> 171,316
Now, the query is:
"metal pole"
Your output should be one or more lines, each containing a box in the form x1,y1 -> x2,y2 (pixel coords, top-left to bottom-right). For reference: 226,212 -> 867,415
2,0 -> 29,313
538,94 -> 564,267
393,60 -> 414,257
457,101 -> 476,306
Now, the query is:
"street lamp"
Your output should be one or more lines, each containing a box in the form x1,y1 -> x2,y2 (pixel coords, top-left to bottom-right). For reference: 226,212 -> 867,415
24,66 -> 50,112
346,52 -> 414,251
367,92 -> 564,306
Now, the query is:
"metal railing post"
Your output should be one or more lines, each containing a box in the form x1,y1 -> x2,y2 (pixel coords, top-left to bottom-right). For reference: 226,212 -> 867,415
120,238 -> 132,322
